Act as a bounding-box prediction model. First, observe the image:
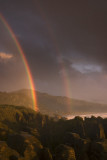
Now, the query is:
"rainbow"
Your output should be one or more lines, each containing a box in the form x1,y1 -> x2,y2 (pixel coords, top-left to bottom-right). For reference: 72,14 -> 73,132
0,14 -> 38,111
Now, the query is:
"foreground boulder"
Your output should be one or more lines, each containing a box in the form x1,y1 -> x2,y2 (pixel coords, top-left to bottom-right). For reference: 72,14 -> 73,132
0,141 -> 19,160
55,144 -> 76,160
79,140 -> 107,160
64,132 -> 88,159
7,132 -> 43,160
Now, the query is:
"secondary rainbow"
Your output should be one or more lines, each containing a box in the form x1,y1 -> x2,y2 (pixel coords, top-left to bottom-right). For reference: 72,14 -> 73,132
0,14 -> 38,111
36,3 -> 72,109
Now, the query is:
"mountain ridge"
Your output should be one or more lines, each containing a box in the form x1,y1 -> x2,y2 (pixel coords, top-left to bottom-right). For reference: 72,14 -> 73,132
0,89 -> 107,116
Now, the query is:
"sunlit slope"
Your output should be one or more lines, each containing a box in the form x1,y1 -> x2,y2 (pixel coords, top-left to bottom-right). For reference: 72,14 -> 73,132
0,90 -> 33,109
0,89 -> 107,115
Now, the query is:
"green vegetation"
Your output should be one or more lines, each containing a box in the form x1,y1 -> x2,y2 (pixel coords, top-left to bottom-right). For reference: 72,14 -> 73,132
0,105 -> 107,159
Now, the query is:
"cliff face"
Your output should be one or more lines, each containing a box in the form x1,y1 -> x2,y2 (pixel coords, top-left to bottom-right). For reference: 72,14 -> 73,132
0,105 -> 107,160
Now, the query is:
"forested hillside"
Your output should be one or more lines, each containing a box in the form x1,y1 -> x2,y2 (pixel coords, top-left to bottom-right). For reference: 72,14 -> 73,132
0,89 -> 107,116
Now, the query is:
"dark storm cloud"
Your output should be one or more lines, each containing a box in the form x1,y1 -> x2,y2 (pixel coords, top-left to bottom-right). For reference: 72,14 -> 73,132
1,0 -> 107,72
0,0 -> 57,81
39,0 -> 107,66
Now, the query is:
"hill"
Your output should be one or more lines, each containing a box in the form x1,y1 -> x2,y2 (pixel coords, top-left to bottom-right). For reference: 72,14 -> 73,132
0,89 -> 107,116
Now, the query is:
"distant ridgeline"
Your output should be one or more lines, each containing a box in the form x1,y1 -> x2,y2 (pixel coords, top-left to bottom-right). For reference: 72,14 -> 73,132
0,105 -> 107,160
0,89 -> 107,116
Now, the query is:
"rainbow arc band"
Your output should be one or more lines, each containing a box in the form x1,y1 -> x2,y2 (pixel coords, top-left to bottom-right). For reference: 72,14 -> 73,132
0,14 -> 38,111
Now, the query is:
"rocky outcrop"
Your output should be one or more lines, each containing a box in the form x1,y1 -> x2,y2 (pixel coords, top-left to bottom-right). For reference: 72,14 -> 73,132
55,144 -> 76,160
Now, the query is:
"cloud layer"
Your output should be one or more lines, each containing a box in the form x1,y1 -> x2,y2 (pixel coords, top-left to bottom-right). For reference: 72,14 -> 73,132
0,52 -> 13,61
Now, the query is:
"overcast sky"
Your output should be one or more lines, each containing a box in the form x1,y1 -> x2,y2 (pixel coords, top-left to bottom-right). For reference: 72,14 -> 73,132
0,0 -> 107,103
